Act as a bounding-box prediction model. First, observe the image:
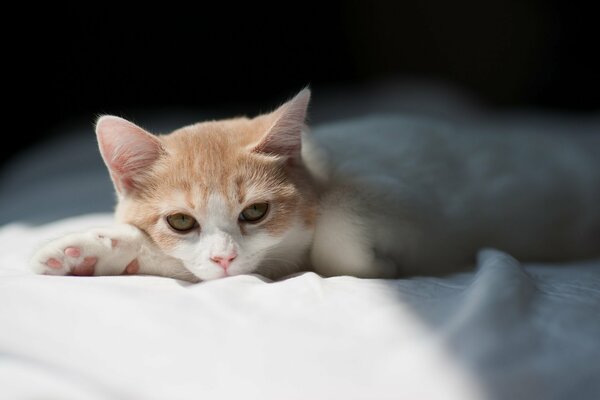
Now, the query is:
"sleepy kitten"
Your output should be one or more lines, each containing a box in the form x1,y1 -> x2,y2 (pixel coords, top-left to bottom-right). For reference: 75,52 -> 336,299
32,89 -> 600,281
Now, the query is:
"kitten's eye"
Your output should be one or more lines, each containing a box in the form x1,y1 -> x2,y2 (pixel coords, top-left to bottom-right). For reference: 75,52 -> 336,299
239,203 -> 269,223
166,213 -> 198,232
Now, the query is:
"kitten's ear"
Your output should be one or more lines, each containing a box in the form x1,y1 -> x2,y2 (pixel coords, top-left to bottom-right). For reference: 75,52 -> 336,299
96,115 -> 163,194
253,88 -> 310,158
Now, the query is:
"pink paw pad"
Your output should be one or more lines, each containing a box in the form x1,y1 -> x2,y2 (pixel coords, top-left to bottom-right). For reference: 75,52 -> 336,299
72,257 -> 97,276
46,258 -> 63,269
124,259 -> 139,275
64,247 -> 81,257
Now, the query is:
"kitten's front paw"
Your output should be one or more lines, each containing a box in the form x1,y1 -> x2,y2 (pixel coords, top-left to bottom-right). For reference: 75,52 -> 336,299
31,225 -> 142,277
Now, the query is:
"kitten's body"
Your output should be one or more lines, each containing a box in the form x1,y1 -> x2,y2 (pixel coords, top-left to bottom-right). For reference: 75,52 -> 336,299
32,90 -> 600,280
310,116 -> 600,277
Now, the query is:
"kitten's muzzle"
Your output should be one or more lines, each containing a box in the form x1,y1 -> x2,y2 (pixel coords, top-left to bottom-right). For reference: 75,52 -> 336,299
210,252 -> 237,271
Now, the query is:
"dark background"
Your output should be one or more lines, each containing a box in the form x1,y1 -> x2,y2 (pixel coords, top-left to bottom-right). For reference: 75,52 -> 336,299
3,2 -> 599,169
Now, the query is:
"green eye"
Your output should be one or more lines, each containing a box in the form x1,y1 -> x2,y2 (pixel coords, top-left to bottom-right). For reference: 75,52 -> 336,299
166,213 -> 198,232
239,203 -> 269,223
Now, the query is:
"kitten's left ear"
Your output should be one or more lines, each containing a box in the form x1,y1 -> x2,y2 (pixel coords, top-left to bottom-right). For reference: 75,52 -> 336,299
253,88 -> 310,158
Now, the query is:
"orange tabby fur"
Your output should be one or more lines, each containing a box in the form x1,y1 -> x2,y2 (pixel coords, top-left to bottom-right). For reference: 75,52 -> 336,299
115,111 -> 317,254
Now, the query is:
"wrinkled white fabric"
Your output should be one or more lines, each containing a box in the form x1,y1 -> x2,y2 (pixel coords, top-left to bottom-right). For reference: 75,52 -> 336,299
1,215 -> 599,400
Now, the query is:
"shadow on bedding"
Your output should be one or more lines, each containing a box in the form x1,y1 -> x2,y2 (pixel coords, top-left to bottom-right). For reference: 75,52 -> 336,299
388,248 -> 600,399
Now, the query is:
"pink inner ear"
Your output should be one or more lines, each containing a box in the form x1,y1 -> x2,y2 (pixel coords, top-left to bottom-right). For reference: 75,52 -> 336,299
96,116 -> 162,193
253,88 -> 310,157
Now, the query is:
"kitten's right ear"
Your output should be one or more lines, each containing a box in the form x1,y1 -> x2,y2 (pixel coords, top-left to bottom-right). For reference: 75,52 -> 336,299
96,115 -> 163,194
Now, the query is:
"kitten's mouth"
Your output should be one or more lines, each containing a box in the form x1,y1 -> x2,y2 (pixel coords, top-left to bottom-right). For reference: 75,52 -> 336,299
183,262 -> 240,281
178,255 -> 260,280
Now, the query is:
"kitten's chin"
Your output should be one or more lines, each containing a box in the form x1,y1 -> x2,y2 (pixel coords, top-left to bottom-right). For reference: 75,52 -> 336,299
189,268 -> 228,281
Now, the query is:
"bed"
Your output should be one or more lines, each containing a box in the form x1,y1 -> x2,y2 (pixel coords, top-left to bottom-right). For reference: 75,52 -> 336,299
1,82 -> 599,399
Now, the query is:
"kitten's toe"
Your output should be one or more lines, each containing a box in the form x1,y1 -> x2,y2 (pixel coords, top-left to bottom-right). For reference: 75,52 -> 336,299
45,257 -> 63,269
32,247 -> 70,276
71,257 -> 98,276
64,247 -> 81,257
37,256 -> 68,276
122,259 -> 140,275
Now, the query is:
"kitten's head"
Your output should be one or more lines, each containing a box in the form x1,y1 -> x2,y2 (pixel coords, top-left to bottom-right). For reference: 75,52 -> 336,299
96,89 -> 318,280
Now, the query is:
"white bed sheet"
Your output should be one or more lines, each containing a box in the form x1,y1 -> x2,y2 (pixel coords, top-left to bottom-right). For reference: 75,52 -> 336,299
1,215 -> 599,400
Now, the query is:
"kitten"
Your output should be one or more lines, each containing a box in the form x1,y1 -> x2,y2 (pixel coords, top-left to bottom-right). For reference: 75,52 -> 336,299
32,89 -> 600,281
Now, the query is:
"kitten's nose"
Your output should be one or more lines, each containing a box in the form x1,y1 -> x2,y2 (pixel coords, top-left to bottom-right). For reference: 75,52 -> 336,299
210,252 -> 237,270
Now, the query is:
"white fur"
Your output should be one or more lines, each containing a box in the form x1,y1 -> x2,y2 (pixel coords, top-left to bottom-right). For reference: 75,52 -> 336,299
159,193 -> 312,280
257,219 -> 313,278
167,193 -> 244,280
31,224 -> 195,280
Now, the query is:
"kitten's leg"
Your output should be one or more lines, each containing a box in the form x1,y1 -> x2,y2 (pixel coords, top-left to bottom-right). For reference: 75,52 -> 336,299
31,224 -> 197,282
310,206 -> 398,279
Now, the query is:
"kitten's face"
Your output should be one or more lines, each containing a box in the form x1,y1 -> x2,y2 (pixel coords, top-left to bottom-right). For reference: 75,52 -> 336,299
97,90 -> 317,280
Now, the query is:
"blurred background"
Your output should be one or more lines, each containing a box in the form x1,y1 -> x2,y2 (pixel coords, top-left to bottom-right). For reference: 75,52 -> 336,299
4,1 -> 599,166
1,2 -> 599,223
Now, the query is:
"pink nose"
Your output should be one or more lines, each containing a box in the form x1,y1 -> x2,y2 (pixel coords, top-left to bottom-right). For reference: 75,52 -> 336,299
210,253 -> 237,270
